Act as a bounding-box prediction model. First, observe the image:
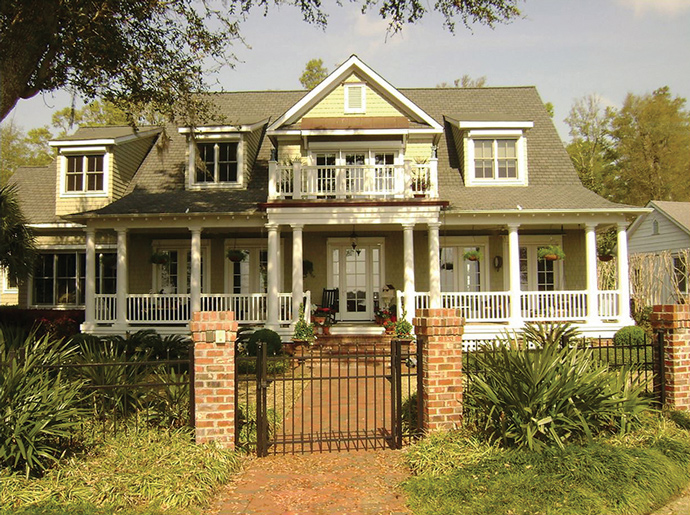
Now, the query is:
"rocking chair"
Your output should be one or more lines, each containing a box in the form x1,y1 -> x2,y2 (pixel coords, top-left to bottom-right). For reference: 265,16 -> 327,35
318,288 -> 339,325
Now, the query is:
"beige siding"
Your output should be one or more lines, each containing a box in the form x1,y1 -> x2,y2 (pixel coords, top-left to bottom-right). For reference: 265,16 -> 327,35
562,230 -> 585,290
112,136 -> 156,198
277,144 -> 303,163
129,234 -> 153,294
302,73 -> 403,120
488,235 -> 505,291
243,126 -> 264,183
54,154 -> 112,216
405,143 -> 434,163
629,211 -> 690,254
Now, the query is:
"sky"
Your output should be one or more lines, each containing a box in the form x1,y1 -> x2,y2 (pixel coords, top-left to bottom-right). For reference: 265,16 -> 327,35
3,0 -> 690,142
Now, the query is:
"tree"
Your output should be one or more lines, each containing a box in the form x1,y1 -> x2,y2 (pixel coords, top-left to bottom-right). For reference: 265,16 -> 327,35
0,122 -> 52,185
300,59 -> 329,90
1,0 -> 522,123
437,74 -> 487,88
0,184 -> 36,282
564,94 -> 611,195
606,87 -> 690,205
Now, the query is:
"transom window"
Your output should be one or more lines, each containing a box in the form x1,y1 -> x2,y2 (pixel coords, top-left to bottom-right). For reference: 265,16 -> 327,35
196,142 -> 238,184
474,139 -> 517,180
65,154 -> 105,192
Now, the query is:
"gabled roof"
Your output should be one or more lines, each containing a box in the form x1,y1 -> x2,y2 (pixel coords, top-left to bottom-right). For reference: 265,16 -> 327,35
628,200 -> 690,238
267,55 -> 443,133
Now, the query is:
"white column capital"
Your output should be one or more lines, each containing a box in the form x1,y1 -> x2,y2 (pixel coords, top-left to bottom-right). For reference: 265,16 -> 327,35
584,221 -> 598,231
290,223 -> 304,231
266,222 -> 280,231
507,223 -> 520,232
427,221 -> 441,230
188,225 -> 202,234
616,221 -> 628,231
402,222 -> 416,231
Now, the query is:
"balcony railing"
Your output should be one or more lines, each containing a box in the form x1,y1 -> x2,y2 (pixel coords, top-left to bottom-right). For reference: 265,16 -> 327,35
268,161 -> 437,200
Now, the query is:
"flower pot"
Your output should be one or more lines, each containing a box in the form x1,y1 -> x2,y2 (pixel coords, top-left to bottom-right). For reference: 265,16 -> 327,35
467,256 -> 479,262
313,315 -> 327,325
598,254 -> 614,262
543,254 -> 559,261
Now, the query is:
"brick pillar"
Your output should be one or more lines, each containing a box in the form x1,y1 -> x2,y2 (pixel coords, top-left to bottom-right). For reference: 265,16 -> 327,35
190,311 -> 237,447
650,304 -> 690,412
413,308 -> 465,431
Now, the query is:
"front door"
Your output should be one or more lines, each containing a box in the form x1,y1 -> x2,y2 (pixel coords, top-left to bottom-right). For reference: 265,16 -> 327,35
329,239 -> 383,321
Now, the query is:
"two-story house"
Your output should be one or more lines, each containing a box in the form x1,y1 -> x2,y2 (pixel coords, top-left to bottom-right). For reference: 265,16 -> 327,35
10,56 -> 646,339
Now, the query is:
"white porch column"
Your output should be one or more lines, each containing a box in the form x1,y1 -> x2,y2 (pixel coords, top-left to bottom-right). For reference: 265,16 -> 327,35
507,223 -> 521,326
585,222 -> 600,324
291,224 -> 304,325
616,222 -> 633,323
402,223 -> 416,323
266,223 -> 280,330
428,221 -> 441,309
84,228 -> 96,327
190,226 -> 202,314
116,229 -> 128,327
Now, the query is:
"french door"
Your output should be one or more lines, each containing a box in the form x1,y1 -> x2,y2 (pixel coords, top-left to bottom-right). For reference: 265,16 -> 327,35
328,239 -> 383,321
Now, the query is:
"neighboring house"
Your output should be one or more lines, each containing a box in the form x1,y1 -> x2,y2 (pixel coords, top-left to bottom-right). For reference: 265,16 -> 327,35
9,55 -> 647,338
627,200 -> 690,306
0,267 -> 19,306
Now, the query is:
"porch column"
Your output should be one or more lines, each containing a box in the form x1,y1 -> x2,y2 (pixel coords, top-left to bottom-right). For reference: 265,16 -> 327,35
616,222 -> 633,323
291,224 -> 304,325
190,226 -> 202,314
428,222 -> 441,309
266,223 -> 280,330
116,229 -> 128,327
402,223 -> 415,323
84,228 -> 96,327
507,223 -> 521,326
585,222 -> 600,324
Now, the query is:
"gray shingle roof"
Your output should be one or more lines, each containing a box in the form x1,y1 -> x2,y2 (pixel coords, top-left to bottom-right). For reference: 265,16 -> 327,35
8,166 -> 59,224
53,126 -> 162,141
651,201 -> 690,234
58,86 -> 631,218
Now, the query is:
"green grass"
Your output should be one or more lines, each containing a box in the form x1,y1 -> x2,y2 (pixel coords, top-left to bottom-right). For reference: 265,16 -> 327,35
0,427 -> 244,515
404,412 -> 690,515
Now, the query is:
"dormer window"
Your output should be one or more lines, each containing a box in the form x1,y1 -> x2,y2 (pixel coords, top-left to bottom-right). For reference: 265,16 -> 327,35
474,139 -> 518,180
66,154 -> 105,192
344,84 -> 366,114
196,142 -> 239,183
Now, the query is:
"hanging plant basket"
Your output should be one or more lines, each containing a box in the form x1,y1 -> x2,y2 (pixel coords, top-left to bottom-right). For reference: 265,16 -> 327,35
463,249 -> 483,262
598,254 -> 614,262
227,249 -> 248,263
150,251 -> 169,266
538,245 -> 566,261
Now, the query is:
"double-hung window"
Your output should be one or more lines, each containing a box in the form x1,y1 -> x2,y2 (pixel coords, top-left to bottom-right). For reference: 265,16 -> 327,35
196,142 -> 239,184
65,154 -> 105,192
474,139 -> 518,180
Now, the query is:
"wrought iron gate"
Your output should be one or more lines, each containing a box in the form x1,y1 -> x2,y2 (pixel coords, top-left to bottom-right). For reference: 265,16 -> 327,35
236,339 -> 423,456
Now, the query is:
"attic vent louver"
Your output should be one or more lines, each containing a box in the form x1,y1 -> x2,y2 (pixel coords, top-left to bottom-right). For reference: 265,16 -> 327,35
345,84 -> 365,113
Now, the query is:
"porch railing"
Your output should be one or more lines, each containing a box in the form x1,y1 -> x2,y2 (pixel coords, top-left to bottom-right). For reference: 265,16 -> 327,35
598,290 -> 619,318
520,291 -> 587,321
270,162 -> 436,200
127,294 -> 191,324
412,291 -> 510,322
95,294 -> 117,323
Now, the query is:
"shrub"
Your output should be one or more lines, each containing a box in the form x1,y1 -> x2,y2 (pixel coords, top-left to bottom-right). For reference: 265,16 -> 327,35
143,368 -> 190,429
613,325 -> 647,346
0,333 -> 86,476
465,335 -> 650,451
246,329 -> 283,357
522,321 -> 582,348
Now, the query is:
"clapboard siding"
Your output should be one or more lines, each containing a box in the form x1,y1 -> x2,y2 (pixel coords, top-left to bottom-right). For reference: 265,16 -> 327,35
628,210 -> 690,254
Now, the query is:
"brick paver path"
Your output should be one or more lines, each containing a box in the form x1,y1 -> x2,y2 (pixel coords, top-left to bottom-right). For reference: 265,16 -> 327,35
212,449 -> 412,515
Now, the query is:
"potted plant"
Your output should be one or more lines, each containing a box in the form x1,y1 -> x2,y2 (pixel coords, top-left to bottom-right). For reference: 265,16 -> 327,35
411,175 -> 428,196
393,316 -> 413,339
292,303 -> 316,346
303,259 -> 314,278
538,245 -> 566,261
150,251 -> 169,266
227,249 -> 248,263
463,249 -> 483,262
597,234 -> 615,261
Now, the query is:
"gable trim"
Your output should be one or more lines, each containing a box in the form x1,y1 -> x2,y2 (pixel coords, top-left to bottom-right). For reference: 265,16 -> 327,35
267,55 -> 443,133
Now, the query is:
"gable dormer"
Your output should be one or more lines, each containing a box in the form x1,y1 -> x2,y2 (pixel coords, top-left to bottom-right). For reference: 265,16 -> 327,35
49,126 -> 161,216
446,117 -> 534,187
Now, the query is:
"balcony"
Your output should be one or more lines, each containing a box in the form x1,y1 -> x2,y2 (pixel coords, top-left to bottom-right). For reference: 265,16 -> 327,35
268,161 -> 438,201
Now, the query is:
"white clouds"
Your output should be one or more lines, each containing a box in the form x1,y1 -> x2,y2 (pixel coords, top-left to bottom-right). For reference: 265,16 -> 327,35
617,0 -> 690,17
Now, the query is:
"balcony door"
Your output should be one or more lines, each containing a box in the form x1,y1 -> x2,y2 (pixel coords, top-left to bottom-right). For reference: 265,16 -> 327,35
328,238 -> 384,321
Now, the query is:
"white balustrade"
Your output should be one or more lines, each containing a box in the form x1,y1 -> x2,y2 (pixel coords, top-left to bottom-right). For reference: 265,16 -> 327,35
520,291 -> 587,321
200,294 -> 267,323
127,294 -> 191,324
414,291 -> 510,322
598,291 -> 620,318
94,294 -> 117,323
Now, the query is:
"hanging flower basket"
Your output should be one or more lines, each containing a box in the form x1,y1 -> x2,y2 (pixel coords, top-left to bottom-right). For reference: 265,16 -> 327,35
227,249 -> 248,263
463,249 -> 483,262
537,245 -> 566,261
598,254 -> 614,262
150,251 -> 169,266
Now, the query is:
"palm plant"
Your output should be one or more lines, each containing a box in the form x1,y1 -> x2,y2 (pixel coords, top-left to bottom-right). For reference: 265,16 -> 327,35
0,184 -> 37,282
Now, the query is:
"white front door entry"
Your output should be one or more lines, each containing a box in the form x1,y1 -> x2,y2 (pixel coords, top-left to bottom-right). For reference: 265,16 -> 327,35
328,238 -> 384,321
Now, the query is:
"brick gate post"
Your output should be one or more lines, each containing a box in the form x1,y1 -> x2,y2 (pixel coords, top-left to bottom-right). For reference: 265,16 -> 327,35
650,304 -> 690,412
190,311 -> 237,447
413,308 -> 465,431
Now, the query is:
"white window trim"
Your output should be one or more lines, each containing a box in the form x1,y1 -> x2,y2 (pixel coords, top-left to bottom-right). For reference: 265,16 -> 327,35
344,83 -> 366,114
464,129 -> 528,187
306,147 -> 403,167
58,148 -> 110,198
187,134 -> 244,190
151,240 -> 210,294
439,236 -> 490,292
502,235 -> 564,291
1,267 -> 18,293
223,238 -> 283,294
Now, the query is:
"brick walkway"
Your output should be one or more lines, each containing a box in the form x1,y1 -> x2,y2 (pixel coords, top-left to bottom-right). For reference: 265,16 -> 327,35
211,450 -> 412,515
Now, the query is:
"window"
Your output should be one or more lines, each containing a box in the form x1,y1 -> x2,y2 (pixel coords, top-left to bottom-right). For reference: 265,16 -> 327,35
518,244 -> 562,291
652,220 -> 660,235
195,142 -> 239,184
65,154 -> 105,192
344,84 -> 366,114
225,245 -> 269,294
474,139 -> 517,180
439,240 -> 488,292
152,245 -> 208,294
32,252 -> 116,306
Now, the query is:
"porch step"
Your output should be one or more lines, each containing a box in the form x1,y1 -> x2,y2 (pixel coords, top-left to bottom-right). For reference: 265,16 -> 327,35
327,322 -> 385,336
315,333 -> 394,357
